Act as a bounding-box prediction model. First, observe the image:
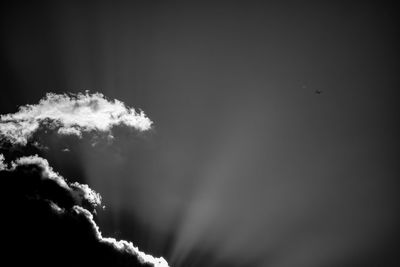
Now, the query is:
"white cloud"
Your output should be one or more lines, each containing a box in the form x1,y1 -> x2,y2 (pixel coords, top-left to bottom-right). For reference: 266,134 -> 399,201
1,93 -> 168,266
11,155 -> 70,190
5,154 -> 169,266
73,206 -> 170,267
0,92 -> 153,145
70,182 -> 102,208
58,127 -> 82,137
0,154 -> 5,170
9,155 -> 102,210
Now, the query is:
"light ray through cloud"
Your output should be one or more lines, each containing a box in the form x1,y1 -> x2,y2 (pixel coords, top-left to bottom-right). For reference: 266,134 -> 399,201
0,93 -> 169,267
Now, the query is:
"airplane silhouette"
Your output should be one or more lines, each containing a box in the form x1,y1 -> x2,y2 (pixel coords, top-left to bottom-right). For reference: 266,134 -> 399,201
315,89 -> 322,94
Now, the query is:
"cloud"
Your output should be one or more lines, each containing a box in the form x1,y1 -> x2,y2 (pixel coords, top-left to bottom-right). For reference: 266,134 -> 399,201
0,154 -> 5,170
0,92 -> 153,145
0,154 -> 168,267
74,206 -> 169,267
0,92 -> 169,266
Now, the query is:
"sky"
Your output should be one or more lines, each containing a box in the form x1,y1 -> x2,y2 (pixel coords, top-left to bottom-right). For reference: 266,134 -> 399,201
1,1 -> 399,267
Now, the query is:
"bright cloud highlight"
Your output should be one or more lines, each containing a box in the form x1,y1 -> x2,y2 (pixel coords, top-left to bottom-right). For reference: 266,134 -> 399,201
0,92 -> 152,145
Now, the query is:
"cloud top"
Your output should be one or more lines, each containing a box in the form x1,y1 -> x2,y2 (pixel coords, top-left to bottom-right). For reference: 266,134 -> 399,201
0,92 -> 153,145
1,154 -> 168,267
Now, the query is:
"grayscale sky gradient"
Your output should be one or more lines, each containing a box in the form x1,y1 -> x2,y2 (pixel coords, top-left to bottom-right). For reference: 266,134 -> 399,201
1,1 -> 399,267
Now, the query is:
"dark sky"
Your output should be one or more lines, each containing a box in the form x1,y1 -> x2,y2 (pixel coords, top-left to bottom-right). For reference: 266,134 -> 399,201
1,1 -> 399,267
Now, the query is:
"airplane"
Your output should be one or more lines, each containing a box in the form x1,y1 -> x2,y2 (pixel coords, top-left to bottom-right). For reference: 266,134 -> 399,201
315,89 -> 322,94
